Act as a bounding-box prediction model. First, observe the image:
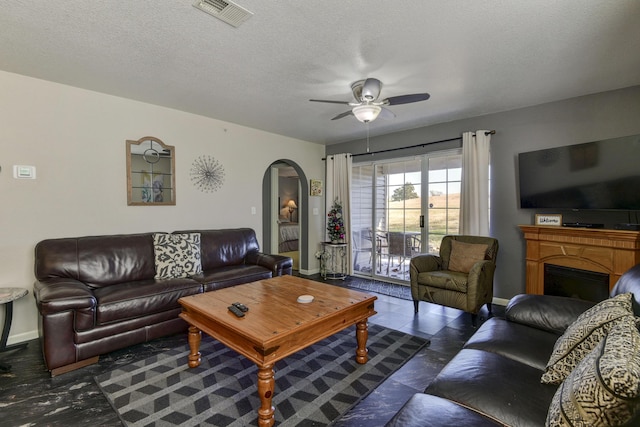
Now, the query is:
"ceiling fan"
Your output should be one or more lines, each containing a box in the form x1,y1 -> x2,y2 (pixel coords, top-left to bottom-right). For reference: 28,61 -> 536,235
309,77 -> 430,123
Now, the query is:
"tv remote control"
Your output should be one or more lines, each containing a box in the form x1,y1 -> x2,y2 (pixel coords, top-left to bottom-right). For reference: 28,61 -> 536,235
232,302 -> 249,312
228,305 -> 245,317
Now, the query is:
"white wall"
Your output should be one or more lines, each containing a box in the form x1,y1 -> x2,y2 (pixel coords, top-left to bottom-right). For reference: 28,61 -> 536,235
0,70 -> 325,344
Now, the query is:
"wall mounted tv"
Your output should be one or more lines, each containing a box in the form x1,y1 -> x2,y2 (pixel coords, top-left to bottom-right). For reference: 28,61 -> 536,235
518,134 -> 640,210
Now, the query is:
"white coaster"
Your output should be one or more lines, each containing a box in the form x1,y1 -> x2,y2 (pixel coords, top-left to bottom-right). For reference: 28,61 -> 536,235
297,294 -> 314,304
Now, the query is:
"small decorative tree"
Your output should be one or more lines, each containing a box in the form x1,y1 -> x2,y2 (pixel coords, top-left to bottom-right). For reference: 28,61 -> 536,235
327,199 -> 345,243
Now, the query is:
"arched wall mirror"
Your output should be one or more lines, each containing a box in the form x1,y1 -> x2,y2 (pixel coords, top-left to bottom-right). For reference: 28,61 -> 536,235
126,136 -> 176,206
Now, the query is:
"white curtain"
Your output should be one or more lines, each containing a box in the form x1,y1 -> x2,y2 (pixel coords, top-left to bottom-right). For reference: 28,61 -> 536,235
325,153 -> 353,274
461,131 -> 491,236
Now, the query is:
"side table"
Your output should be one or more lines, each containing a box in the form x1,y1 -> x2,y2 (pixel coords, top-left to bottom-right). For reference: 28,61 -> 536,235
321,242 -> 348,280
0,287 -> 29,371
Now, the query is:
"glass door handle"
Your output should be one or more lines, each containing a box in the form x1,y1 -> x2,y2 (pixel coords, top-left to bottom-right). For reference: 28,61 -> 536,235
420,215 -> 424,228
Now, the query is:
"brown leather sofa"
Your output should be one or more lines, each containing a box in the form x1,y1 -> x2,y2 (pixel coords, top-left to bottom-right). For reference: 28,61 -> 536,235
33,228 -> 292,376
387,264 -> 640,426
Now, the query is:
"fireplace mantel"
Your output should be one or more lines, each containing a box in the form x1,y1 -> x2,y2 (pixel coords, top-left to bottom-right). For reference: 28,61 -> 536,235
519,225 -> 640,295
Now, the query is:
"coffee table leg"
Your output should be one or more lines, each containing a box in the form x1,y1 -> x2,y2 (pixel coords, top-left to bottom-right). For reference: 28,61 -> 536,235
257,364 -> 275,427
187,325 -> 202,368
356,320 -> 369,364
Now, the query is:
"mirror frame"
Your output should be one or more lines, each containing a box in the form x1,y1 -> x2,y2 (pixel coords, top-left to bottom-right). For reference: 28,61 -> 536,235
126,136 -> 176,206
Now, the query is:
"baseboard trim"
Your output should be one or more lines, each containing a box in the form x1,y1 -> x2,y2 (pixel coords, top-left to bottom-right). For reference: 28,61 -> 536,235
7,330 -> 39,345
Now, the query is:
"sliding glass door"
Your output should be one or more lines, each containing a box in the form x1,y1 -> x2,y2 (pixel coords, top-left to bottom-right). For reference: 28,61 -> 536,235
351,150 -> 462,283
374,159 -> 422,280
425,154 -> 462,254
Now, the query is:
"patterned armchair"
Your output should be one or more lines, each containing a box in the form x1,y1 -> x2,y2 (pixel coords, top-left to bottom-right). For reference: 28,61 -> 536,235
410,235 -> 499,325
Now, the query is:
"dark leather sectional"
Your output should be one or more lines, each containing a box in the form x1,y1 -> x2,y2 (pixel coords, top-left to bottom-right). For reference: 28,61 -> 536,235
33,228 -> 292,376
387,265 -> 640,426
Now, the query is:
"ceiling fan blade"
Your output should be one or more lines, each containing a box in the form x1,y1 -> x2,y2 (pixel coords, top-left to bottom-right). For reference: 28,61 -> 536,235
331,110 -> 354,120
385,93 -> 431,105
309,99 -> 351,105
361,78 -> 382,102
378,107 -> 396,120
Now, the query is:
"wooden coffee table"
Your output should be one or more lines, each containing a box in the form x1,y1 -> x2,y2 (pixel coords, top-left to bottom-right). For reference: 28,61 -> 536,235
178,275 -> 377,427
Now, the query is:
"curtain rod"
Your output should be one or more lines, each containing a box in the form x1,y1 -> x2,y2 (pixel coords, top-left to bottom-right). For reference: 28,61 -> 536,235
323,130 -> 496,160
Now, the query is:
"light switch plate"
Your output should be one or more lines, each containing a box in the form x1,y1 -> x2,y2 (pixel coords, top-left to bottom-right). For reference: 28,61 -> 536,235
13,165 -> 36,179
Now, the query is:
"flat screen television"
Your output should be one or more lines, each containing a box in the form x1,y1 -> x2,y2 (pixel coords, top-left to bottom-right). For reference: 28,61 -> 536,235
518,134 -> 640,210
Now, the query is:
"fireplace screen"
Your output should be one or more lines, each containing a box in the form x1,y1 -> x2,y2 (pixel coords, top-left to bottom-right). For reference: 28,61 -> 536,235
544,264 -> 609,303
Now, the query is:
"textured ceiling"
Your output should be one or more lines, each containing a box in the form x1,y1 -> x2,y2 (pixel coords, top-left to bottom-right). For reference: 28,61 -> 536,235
1,1 -> 639,144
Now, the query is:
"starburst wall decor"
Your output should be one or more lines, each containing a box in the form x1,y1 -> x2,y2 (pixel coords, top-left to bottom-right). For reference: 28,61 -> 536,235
190,155 -> 225,193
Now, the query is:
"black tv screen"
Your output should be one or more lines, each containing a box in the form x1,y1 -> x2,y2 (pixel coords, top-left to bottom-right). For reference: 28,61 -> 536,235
518,134 -> 640,210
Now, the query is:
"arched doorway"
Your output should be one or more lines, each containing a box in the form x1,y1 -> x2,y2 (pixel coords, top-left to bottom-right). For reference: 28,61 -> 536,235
262,160 -> 309,271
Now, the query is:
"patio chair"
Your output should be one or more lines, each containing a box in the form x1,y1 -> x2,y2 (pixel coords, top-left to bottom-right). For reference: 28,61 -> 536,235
369,229 -> 389,273
352,230 -> 372,272
385,232 -> 422,275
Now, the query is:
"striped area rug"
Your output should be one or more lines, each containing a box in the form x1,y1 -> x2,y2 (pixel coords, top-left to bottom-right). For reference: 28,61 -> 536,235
95,324 -> 428,426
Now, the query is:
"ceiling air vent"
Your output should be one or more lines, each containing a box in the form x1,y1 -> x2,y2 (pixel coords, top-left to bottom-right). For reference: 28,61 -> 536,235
193,0 -> 253,28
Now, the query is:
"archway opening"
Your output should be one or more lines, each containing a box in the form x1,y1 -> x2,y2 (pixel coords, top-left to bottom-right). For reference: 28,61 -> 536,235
262,160 -> 309,271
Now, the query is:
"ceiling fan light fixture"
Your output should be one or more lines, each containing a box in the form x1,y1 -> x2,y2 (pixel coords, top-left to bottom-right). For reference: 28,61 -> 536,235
361,78 -> 382,101
352,105 -> 381,123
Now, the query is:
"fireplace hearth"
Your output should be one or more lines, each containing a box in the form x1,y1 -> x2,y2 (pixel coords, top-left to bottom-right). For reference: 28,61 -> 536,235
544,264 -> 609,302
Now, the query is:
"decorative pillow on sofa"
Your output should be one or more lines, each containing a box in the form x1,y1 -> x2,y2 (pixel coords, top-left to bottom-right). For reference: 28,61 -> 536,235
448,240 -> 488,273
545,315 -> 640,427
153,233 -> 202,279
541,292 -> 634,385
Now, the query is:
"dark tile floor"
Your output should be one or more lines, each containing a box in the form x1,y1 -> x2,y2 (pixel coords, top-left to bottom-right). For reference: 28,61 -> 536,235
0,275 -> 502,426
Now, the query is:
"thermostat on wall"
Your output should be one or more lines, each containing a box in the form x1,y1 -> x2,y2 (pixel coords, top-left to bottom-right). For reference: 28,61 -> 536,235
13,165 -> 36,179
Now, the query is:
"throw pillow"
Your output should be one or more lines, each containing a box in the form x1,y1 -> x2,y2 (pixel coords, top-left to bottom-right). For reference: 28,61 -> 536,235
541,292 -> 634,385
153,233 -> 202,279
545,315 -> 640,427
448,240 -> 488,273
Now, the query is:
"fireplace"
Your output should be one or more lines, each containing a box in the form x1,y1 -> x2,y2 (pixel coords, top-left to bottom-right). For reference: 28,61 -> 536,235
519,225 -> 640,296
544,264 -> 609,302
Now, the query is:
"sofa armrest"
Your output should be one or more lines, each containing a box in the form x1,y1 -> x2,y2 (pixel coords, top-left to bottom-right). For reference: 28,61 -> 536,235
410,254 -> 442,273
505,294 -> 595,334
34,278 -> 97,315
410,255 -> 443,301
245,251 -> 293,276
466,260 -> 497,310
